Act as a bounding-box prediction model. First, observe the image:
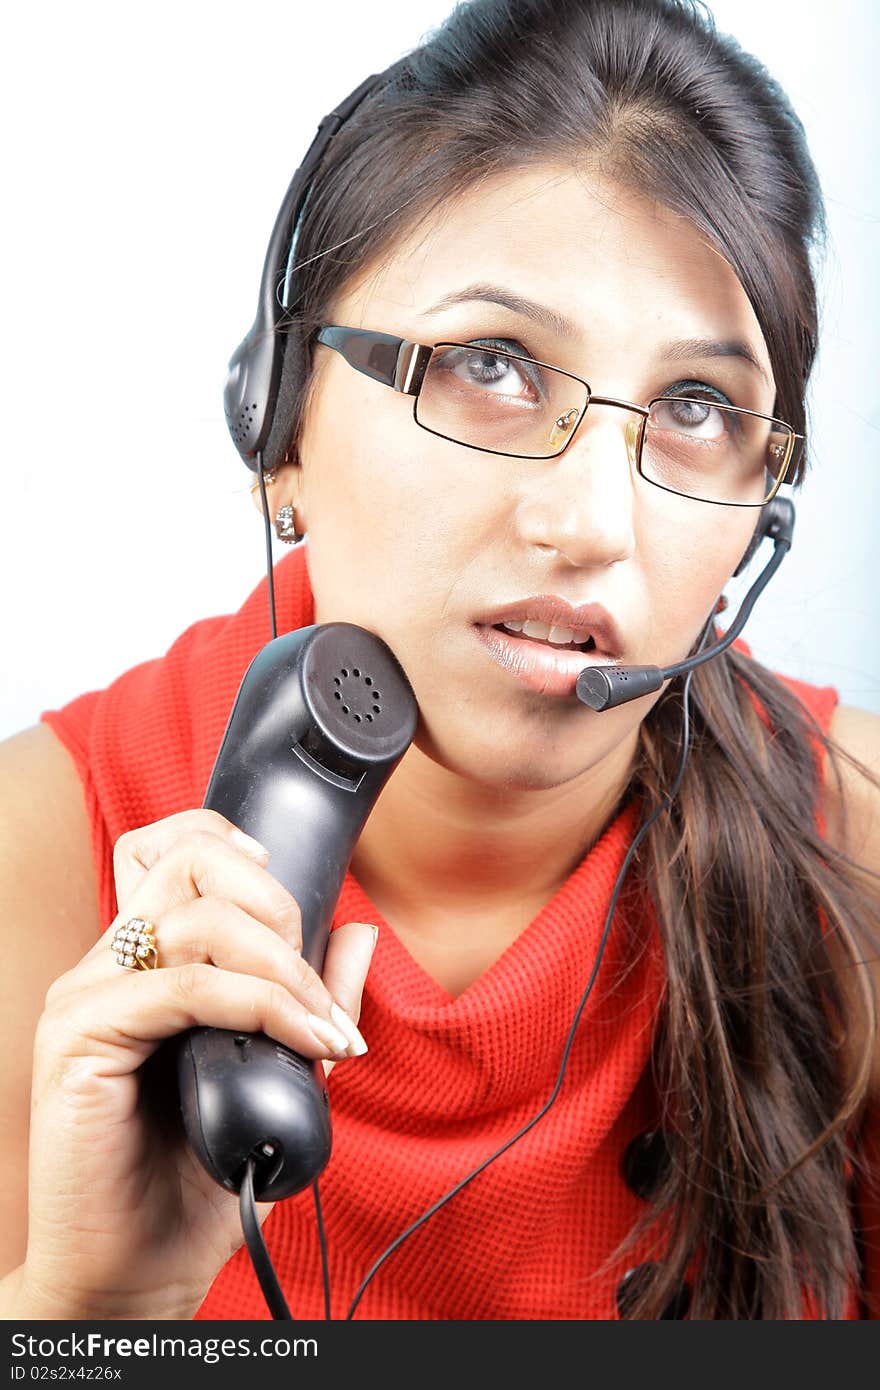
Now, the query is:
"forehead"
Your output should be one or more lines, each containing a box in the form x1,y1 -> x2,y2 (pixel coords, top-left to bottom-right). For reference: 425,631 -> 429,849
338,164 -> 770,374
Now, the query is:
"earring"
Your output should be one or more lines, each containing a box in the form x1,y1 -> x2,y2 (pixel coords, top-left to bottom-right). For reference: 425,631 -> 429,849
275,503 -> 304,544
249,468 -> 277,495
715,594 -> 728,614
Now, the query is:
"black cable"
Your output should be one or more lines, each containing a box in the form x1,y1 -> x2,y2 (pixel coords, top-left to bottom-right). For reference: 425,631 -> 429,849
313,1179 -> 332,1319
344,634 -> 705,1318
255,450 -> 278,641
240,1155 -> 292,1319
251,460 -> 328,1320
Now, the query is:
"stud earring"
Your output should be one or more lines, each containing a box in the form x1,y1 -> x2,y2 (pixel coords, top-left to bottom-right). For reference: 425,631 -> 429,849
249,468 -> 277,495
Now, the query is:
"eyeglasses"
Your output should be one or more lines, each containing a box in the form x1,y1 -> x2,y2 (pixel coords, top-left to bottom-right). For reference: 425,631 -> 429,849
314,326 -> 803,508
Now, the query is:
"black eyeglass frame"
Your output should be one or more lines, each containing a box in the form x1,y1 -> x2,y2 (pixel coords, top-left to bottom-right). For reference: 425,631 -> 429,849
314,325 -> 803,508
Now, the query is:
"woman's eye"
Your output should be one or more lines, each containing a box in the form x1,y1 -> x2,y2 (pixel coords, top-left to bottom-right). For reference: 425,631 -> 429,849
437,339 -> 545,398
652,380 -> 738,438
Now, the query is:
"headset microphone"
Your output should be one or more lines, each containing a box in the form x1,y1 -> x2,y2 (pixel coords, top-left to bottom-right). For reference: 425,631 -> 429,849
576,496 -> 795,711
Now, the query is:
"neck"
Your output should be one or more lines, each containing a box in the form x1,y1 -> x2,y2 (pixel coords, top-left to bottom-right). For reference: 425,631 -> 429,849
350,728 -> 640,925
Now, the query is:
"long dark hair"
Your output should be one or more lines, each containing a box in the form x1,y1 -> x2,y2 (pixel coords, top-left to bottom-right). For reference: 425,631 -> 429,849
267,0 -> 880,1318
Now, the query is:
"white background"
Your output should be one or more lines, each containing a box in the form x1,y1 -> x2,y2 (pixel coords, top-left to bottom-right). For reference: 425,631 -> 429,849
2,0 -> 877,738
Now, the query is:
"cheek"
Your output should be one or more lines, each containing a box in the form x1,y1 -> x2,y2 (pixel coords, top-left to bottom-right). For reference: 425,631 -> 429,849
302,391 -> 466,628
638,496 -> 757,651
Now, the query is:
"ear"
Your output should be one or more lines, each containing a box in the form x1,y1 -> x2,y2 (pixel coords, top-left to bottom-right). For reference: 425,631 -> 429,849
249,456 -> 302,518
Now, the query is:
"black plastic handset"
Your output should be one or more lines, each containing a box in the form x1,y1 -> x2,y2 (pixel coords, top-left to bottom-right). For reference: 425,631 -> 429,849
171,622 -> 418,1201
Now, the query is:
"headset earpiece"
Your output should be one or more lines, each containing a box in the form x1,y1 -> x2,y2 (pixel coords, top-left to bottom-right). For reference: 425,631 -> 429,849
223,63 -> 408,474
224,328 -> 282,463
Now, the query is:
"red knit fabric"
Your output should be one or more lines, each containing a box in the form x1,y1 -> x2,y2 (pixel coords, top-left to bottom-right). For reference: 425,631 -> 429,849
40,544 -> 877,1320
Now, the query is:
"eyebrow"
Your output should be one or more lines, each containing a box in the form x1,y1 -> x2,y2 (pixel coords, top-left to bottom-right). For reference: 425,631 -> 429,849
422,282 -> 769,384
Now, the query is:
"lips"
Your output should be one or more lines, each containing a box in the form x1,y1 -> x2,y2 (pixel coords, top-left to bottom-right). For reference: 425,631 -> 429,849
474,594 -> 625,659
472,622 -> 619,699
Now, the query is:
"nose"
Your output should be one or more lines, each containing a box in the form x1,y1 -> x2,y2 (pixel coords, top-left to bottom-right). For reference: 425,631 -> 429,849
515,404 -> 640,566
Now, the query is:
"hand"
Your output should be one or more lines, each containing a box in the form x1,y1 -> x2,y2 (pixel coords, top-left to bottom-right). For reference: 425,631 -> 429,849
18,809 -> 377,1320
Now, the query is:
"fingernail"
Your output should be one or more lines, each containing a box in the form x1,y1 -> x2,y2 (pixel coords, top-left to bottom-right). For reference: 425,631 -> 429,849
231,830 -> 269,858
330,1002 -> 368,1057
346,921 -> 379,950
306,1013 -> 351,1057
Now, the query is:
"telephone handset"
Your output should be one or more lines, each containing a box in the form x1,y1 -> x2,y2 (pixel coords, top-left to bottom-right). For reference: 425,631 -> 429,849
170,622 -> 418,1201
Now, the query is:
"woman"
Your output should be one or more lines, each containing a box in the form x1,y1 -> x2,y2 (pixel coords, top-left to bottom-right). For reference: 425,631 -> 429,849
1,0 -> 879,1320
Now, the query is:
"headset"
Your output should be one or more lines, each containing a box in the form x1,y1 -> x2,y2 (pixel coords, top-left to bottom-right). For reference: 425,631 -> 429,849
223,59 -> 412,480
217,59 -> 797,1319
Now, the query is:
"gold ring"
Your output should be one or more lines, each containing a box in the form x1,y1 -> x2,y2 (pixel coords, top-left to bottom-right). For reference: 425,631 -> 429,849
112,918 -> 159,970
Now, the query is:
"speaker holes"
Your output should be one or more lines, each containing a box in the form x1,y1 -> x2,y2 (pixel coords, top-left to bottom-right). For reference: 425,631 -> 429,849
230,400 -> 258,446
334,664 -> 381,725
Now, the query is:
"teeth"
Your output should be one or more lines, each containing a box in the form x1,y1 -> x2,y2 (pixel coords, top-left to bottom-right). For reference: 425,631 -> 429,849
501,619 -> 593,647
548,624 -> 590,646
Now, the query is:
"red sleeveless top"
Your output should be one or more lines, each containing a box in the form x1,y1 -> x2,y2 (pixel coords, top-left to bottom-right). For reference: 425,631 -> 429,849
40,545 -> 878,1320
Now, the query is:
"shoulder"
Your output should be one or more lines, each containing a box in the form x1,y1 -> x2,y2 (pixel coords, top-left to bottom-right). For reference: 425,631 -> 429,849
821,704 -> 880,1102
0,723 -> 101,952
0,723 -> 102,1017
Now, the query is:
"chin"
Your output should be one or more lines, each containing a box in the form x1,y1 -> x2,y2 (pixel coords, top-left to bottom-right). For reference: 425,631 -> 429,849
412,718 -> 615,794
